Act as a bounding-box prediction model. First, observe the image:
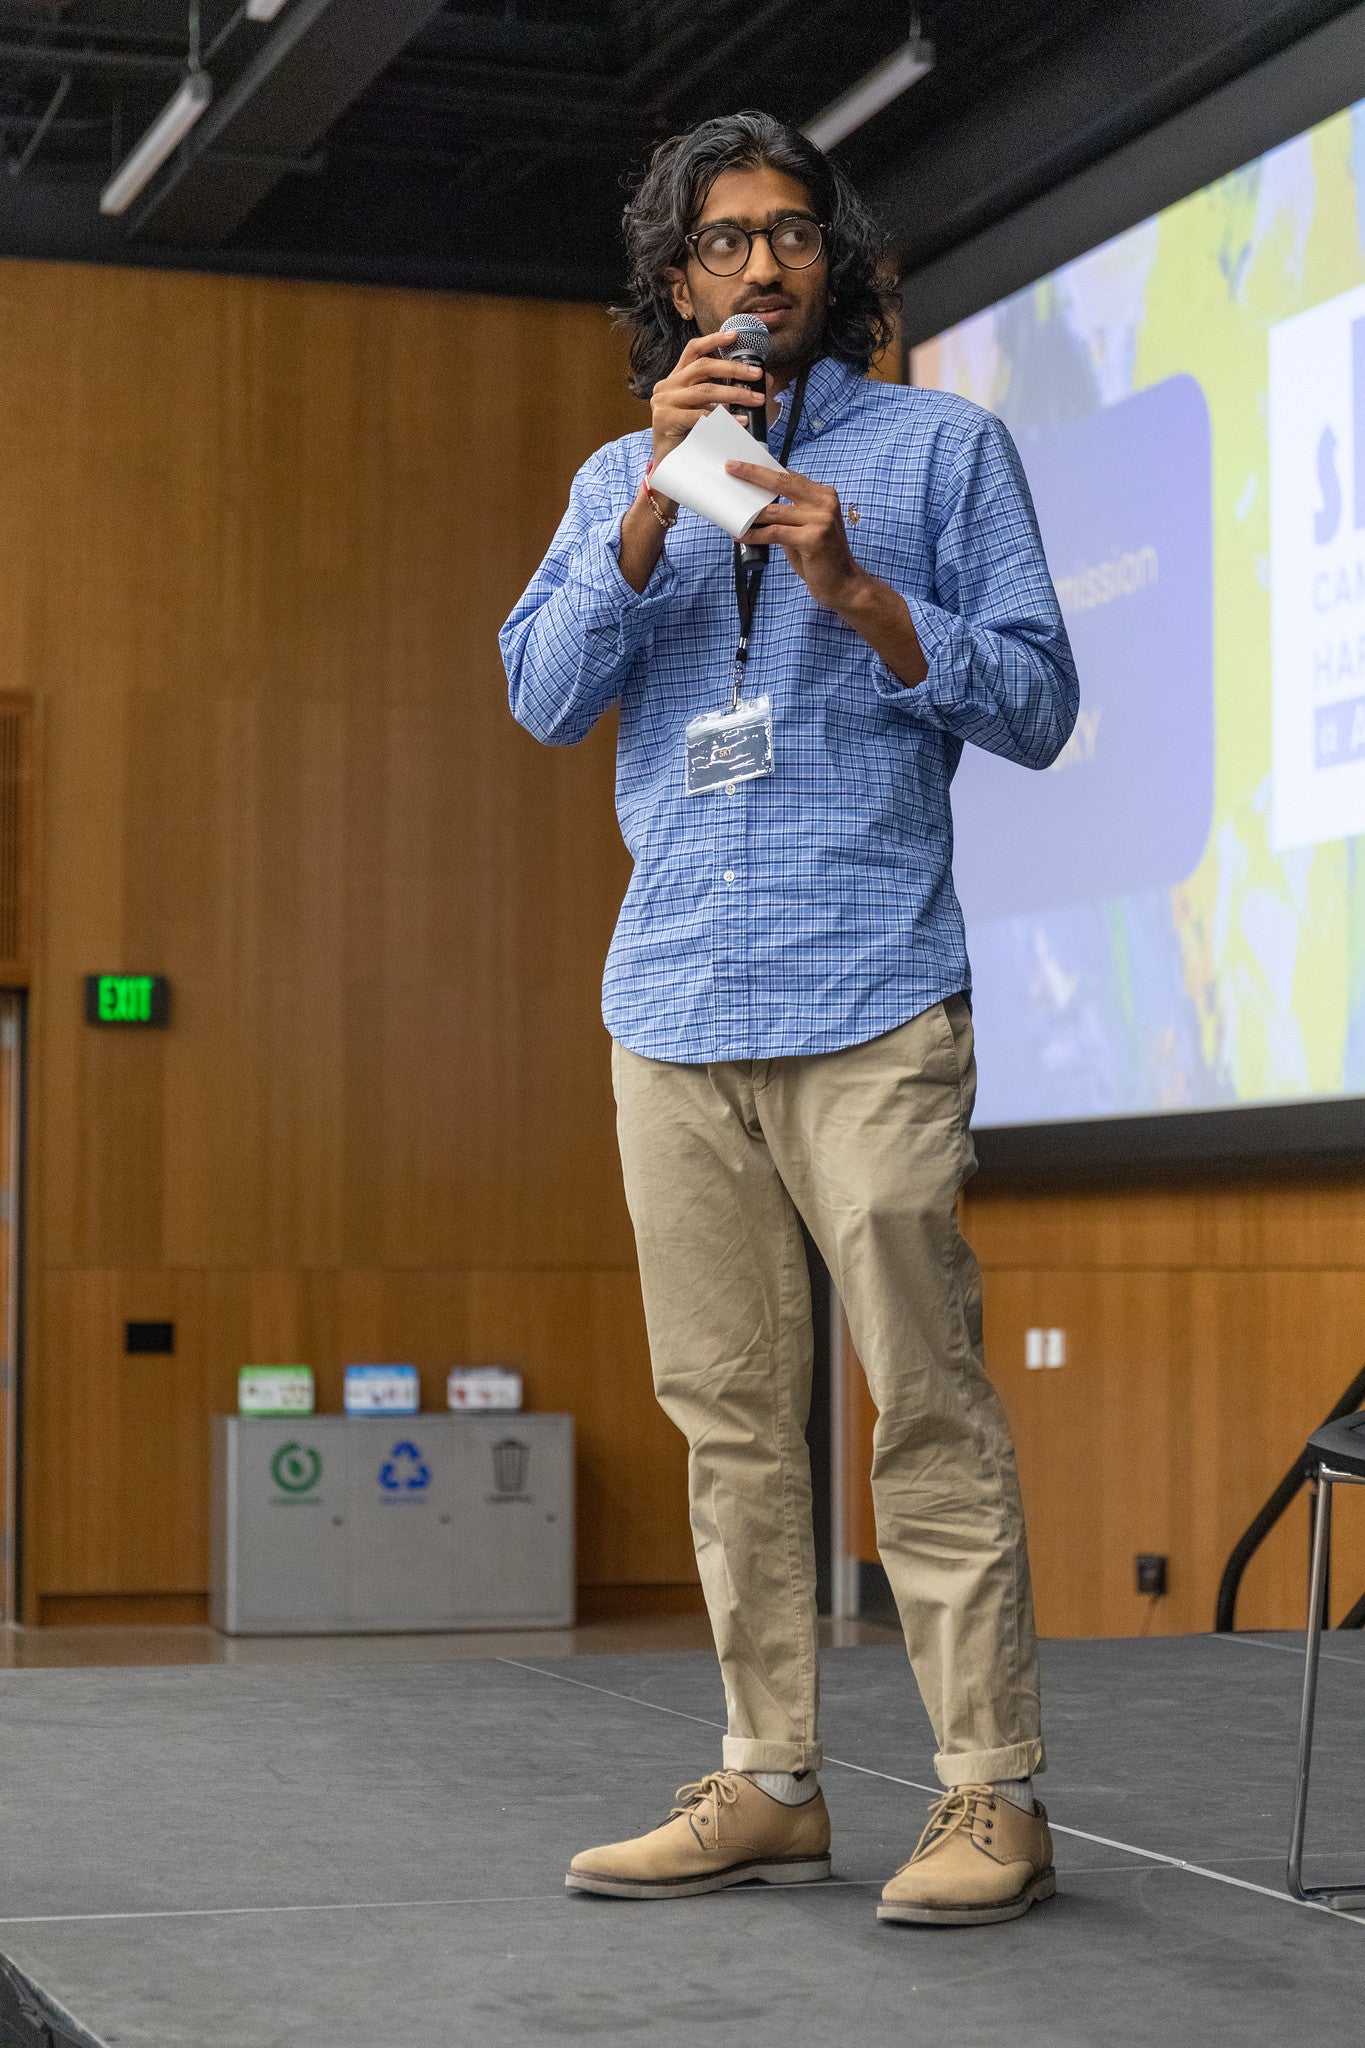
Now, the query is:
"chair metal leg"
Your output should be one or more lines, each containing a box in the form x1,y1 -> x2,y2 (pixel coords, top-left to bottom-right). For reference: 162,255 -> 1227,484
1288,1473 -> 1331,1899
1287,1471 -> 1365,1906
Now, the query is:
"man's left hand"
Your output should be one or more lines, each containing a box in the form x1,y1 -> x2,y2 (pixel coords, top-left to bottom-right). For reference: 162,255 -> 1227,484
725,459 -> 929,687
725,461 -> 869,614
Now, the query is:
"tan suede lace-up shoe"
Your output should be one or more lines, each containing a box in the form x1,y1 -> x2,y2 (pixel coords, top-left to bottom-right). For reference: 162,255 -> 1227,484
565,1770 -> 832,1900
878,1783 -> 1055,1926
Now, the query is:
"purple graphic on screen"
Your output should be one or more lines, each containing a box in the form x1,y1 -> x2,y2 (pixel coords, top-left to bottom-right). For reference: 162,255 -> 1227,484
950,375 -> 1214,921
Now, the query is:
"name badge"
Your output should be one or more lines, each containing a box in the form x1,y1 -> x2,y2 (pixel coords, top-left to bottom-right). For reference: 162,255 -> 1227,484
684,694 -> 774,796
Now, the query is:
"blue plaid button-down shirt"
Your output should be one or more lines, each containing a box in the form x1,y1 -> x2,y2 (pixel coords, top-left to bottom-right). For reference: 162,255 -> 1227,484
501,356 -> 1078,1062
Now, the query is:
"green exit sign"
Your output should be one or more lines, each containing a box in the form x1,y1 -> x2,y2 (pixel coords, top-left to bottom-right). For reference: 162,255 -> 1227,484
83,975 -> 170,1027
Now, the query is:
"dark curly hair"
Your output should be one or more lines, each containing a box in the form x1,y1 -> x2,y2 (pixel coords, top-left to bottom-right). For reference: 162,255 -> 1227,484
616,111 -> 900,399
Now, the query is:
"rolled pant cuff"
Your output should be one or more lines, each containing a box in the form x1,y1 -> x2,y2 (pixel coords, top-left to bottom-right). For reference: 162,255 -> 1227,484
936,1740 -> 1045,1786
723,1736 -> 823,1774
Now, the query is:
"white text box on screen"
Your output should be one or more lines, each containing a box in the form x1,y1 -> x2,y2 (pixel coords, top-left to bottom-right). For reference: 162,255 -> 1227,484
1270,277 -> 1365,851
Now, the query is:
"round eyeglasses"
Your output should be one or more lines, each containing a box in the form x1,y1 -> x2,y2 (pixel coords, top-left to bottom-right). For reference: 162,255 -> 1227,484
684,215 -> 826,278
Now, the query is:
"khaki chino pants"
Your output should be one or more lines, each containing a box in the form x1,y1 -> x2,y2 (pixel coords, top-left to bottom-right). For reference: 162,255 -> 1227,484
613,997 -> 1044,1787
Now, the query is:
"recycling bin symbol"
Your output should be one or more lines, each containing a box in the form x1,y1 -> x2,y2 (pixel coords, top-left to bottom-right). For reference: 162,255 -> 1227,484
379,1441 -> 431,1492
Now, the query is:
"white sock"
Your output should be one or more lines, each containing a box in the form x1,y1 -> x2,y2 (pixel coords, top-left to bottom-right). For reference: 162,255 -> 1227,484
745,1769 -> 820,1806
991,1776 -> 1035,1813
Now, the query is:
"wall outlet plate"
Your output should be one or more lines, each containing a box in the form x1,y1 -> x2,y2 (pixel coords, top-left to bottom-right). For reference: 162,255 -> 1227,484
1135,1552 -> 1169,1596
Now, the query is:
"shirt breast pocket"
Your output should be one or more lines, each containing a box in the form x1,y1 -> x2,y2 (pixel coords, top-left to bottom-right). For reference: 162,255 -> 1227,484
846,501 -> 923,594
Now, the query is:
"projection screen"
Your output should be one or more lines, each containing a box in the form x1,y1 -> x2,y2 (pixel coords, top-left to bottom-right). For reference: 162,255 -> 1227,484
911,81 -> 1365,1169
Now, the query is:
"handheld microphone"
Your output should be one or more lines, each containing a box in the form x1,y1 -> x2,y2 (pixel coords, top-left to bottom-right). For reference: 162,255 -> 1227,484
719,312 -> 772,447
720,313 -> 773,567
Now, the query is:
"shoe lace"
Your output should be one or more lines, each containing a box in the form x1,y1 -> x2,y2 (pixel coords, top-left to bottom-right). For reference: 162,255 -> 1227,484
668,1770 -> 743,1847
898,1783 -> 996,1874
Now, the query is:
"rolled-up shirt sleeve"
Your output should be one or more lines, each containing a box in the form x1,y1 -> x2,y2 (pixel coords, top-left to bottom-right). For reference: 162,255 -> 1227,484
500,441 -> 679,746
868,411 -> 1079,771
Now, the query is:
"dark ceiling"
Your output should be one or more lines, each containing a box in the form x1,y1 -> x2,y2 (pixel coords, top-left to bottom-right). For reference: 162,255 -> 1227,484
0,0 -> 1355,302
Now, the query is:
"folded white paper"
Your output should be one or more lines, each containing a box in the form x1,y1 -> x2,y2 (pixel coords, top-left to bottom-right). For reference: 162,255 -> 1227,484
649,405 -> 788,540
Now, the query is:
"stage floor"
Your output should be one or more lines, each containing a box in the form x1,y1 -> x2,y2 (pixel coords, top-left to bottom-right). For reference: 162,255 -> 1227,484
0,1632 -> 1360,2045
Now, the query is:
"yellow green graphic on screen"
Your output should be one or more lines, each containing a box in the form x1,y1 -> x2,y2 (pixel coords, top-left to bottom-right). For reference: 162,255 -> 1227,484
914,98 -> 1365,1125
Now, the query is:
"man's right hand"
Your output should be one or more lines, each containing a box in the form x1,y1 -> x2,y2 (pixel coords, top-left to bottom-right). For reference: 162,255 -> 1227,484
617,332 -> 761,597
649,331 -> 763,466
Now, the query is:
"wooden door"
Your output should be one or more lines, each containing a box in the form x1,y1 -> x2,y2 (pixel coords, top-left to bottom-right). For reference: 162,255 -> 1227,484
0,993 -> 21,1619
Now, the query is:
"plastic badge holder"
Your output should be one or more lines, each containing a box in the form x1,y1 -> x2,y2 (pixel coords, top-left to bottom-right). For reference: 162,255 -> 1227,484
343,1364 -> 420,1414
238,1365 -> 314,1416
447,1365 -> 523,1411
685,693 -> 774,794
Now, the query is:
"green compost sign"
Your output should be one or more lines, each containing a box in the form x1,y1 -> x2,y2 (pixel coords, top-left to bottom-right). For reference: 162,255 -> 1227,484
270,1442 -> 323,1496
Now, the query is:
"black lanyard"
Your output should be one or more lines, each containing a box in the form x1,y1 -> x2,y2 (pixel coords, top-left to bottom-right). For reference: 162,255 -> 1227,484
730,363 -> 810,707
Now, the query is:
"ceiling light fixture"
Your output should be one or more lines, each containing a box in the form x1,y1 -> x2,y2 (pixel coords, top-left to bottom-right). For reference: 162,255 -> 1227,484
803,32 -> 935,152
245,0 -> 292,19
99,69 -> 212,215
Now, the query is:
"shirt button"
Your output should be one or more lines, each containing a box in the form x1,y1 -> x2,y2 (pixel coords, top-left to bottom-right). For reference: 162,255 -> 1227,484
725,782 -> 736,796
723,869 -> 735,884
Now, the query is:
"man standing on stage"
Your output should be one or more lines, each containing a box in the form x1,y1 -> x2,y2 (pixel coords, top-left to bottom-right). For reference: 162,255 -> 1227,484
500,112 -> 1077,1928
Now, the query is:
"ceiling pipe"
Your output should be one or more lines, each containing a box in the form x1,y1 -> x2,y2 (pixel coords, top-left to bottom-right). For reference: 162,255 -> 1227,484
0,41 -> 184,79
803,33 -> 936,151
125,0 -> 449,242
99,69 -> 212,215
7,71 -> 71,181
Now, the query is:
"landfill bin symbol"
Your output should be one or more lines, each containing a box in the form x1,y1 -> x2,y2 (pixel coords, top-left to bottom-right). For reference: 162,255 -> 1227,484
493,1438 -> 529,1495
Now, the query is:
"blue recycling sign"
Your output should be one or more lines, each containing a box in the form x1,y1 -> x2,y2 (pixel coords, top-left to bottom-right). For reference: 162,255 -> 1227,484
379,1441 -> 431,1493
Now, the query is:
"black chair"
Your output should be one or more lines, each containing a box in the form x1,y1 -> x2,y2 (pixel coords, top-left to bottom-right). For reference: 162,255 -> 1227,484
1288,1411 -> 1365,1907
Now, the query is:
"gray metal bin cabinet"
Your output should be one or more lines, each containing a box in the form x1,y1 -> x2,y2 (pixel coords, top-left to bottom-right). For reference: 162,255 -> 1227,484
210,1413 -> 574,1634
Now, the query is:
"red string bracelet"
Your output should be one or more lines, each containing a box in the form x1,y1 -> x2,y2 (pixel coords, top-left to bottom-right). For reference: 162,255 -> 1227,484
642,459 -> 677,531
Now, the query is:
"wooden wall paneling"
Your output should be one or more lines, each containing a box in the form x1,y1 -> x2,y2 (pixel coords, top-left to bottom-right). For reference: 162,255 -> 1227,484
831,341 -> 1365,1643
847,1212 -> 1365,1637
983,1268 -> 1193,1637
964,1188 -> 1198,1271
892,299 -> 1365,1633
7,257 -> 684,1621
460,1268 -> 694,1588
39,687 -> 127,1267
34,1263 -> 690,1605
19,257 -> 1365,1638
27,270 -> 647,1273
324,1262 -> 693,1585
0,992 -> 18,1620
966,1179 -> 1365,1275
36,1267 -> 204,1597
0,692 -> 37,980
1197,1180 -> 1365,1273
847,1267 -> 1195,1638
957,1181 -> 1365,1636
1184,1267 -> 1365,1630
